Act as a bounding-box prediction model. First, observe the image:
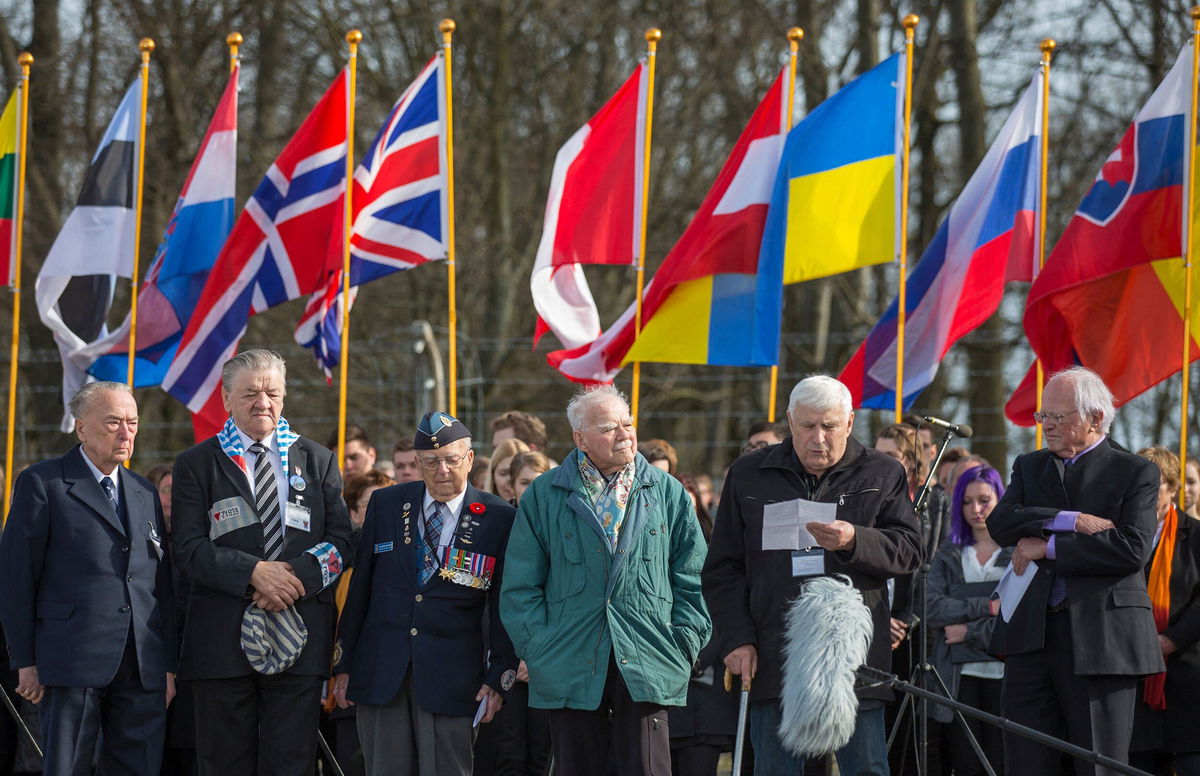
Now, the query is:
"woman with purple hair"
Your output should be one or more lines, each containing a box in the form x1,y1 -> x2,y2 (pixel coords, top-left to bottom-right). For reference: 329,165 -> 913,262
926,466 -> 1013,776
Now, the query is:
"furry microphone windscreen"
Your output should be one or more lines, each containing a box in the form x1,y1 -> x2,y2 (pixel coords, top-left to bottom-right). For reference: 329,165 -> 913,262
778,574 -> 874,756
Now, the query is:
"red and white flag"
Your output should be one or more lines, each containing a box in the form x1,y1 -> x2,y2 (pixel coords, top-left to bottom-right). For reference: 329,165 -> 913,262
530,63 -> 647,349
548,66 -> 790,382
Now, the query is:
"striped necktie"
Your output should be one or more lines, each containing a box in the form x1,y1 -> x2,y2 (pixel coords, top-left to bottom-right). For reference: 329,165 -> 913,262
419,501 -> 447,585
249,442 -> 283,560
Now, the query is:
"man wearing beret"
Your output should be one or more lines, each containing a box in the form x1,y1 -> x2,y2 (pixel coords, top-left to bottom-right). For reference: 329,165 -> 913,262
172,349 -> 353,776
333,412 -> 519,776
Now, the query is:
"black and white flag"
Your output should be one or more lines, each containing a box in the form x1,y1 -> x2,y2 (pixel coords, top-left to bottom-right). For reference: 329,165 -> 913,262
36,82 -> 139,430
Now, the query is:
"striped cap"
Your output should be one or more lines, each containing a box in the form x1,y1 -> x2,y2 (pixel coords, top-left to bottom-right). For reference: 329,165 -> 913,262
240,604 -> 308,675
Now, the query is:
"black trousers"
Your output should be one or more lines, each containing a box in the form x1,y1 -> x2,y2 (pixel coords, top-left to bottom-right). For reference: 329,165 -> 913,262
192,672 -> 323,776
546,656 -> 670,776
1001,610 -> 1139,776
473,682 -> 552,776
945,675 -> 1004,776
41,637 -> 166,776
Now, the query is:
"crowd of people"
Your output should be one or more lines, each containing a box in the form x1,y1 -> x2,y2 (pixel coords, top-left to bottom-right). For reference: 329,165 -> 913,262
0,351 -> 1198,776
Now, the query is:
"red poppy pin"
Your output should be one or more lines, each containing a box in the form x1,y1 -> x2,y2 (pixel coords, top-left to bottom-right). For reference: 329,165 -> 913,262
468,502 -> 486,515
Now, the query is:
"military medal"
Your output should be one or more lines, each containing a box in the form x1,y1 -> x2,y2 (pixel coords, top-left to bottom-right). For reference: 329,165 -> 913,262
402,510 -> 412,544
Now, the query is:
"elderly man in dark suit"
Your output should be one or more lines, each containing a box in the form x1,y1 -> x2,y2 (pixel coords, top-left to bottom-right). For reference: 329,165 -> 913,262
0,381 -> 176,775
988,366 -> 1164,775
332,412 -> 518,776
172,349 -> 352,776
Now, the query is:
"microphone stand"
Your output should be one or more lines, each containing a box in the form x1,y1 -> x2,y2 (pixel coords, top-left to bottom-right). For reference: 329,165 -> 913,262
887,428 -> 994,776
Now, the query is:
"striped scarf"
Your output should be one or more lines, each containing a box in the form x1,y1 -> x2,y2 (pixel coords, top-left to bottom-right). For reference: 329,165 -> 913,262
218,416 -> 300,476
1143,502 -> 1177,710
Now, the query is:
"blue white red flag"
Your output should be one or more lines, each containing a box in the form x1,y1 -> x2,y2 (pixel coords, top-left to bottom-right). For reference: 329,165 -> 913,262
86,69 -> 239,388
839,72 -> 1042,409
163,70 -> 348,439
295,54 -> 447,378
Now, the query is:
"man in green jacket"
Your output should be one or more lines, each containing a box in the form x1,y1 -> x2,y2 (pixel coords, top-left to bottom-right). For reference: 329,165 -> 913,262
500,385 -> 711,776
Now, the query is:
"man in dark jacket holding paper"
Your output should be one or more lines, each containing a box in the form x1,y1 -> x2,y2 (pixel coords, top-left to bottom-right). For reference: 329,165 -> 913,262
703,375 -> 924,775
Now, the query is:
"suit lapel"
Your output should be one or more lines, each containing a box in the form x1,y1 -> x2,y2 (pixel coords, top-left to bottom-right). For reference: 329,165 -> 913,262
213,437 -> 257,507
1037,451 -> 1071,510
120,468 -> 153,539
282,442 -> 310,553
64,447 -> 126,536
1065,439 -> 1112,505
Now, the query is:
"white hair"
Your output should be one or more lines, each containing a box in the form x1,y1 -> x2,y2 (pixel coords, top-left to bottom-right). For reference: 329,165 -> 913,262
1047,366 -> 1115,433
566,384 -> 630,431
221,349 -> 288,393
68,381 -> 133,420
788,375 -> 853,417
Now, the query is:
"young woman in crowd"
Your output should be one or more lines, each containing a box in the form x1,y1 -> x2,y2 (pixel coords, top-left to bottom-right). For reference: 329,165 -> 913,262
509,450 -> 553,503
488,438 -> 530,504
1129,447 -> 1200,776
926,466 -> 1010,776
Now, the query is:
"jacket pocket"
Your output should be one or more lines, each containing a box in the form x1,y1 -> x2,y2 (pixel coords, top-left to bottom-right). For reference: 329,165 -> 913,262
36,601 -> 75,620
836,487 -> 881,506
1109,588 -> 1151,609
546,531 -> 586,603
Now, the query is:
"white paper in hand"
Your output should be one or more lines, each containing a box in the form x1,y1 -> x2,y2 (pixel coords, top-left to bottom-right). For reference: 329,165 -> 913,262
762,498 -> 838,550
994,560 -> 1038,622
473,695 -> 488,728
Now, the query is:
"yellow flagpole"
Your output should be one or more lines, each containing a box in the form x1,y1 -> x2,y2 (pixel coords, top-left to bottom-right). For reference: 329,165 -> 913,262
440,19 -> 458,417
1035,39 -> 1055,451
894,15 -> 918,424
227,31 -> 242,74
3,52 -> 32,521
768,27 -> 804,424
630,28 -> 660,426
337,29 -> 362,471
1181,7 -> 1200,506
127,38 -> 154,390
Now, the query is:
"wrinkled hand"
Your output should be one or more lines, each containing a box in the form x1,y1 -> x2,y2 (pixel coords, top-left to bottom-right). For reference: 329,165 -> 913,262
333,673 -> 354,709
807,520 -> 856,552
1074,513 -> 1115,535
250,561 -> 304,610
516,660 -> 529,683
476,685 -> 502,724
890,618 -> 908,649
1159,635 -> 1178,657
723,644 -> 757,687
166,673 -> 176,708
1012,537 -> 1047,576
944,624 -> 968,645
15,666 -> 42,705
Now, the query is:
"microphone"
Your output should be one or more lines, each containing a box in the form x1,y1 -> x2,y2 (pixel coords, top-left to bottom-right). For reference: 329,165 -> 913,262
922,415 -> 973,439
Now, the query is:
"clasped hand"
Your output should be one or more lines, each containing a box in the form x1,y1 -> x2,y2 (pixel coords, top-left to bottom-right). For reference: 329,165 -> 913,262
250,561 -> 305,611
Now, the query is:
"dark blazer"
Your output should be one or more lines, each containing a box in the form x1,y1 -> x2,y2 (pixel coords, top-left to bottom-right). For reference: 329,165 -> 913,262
986,441 -> 1164,676
702,436 -> 925,704
0,445 -> 175,689
1131,515 -> 1200,752
334,482 -> 519,717
172,433 -> 352,679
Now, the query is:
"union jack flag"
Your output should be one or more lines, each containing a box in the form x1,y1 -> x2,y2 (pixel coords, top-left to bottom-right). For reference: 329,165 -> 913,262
163,70 -> 348,439
295,54 -> 448,378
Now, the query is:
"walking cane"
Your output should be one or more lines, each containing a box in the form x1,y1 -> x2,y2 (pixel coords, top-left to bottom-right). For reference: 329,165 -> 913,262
0,685 -> 43,760
724,668 -> 751,776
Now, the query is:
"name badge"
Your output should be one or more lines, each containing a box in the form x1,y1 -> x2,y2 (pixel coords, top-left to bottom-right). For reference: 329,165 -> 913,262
284,501 -> 312,532
791,548 -> 825,578
209,496 -> 257,540
374,541 -> 394,554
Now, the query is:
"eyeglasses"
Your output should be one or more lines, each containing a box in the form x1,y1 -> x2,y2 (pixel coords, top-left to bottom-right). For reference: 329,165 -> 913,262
1032,409 -> 1079,425
417,454 -> 467,470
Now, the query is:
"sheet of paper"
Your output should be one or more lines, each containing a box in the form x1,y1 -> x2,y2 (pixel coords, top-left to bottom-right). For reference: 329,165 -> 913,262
994,561 -> 1038,622
795,499 -> 838,548
762,498 -> 838,550
762,500 -> 800,550
472,695 -> 488,728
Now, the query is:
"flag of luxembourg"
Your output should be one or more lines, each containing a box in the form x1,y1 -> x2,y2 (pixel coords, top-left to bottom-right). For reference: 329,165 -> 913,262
86,69 -> 238,387
839,72 -> 1042,409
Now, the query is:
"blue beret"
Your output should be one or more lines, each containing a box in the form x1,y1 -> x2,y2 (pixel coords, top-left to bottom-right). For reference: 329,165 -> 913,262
414,412 -> 472,450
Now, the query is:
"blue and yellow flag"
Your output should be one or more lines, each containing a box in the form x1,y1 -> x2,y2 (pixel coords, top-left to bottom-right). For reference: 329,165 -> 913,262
750,53 -> 901,364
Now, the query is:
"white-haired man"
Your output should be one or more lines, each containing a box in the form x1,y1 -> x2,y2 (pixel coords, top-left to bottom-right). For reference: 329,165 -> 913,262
988,366 -> 1162,775
703,375 -> 923,775
172,349 -> 352,776
501,385 -> 711,775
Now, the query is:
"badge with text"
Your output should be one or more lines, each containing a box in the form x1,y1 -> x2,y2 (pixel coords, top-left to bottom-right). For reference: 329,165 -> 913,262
285,501 -> 312,532
791,548 -> 826,578
209,496 -> 257,540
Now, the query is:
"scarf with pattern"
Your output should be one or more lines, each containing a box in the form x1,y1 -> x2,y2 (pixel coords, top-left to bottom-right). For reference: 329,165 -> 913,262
578,452 -> 635,551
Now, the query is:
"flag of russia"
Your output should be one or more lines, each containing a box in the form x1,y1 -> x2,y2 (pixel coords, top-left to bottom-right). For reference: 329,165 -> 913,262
839,72 -> 1043,410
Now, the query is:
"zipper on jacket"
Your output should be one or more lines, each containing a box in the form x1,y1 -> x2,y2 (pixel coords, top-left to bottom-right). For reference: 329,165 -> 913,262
837,487 -> 880,506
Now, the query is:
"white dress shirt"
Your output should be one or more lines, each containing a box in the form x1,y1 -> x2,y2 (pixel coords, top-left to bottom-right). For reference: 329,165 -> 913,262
420,489 -> 465,551
236,426 -> 289,534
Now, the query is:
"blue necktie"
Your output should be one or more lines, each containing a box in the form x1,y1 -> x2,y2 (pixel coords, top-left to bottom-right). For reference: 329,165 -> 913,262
419,502 -> 446,586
